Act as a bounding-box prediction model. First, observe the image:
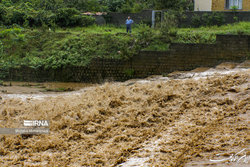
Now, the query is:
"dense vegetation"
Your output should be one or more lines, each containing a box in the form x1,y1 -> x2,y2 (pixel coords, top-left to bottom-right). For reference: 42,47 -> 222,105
0,0 -> 191,81
0,0 -> 96,28
0,0 -> 249,81
0,24 -> 156,79
0,0 -> 194,28
1,22 -> 250,78
176,22 -> 250,43
0,0 -> 194,14
0,0 -> 195,28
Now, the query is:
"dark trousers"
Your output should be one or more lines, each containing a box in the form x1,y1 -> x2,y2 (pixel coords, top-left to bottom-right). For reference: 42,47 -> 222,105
126,25 -> 131,33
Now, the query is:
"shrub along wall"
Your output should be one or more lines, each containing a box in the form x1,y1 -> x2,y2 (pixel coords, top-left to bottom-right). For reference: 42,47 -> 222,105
107,10 -> 152,25
104,10 -> 250,27
179,11 -> 250,27
8,34 -> 250,83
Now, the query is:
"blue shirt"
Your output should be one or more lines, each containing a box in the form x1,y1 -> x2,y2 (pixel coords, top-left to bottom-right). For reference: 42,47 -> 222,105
126,19 -> 134,25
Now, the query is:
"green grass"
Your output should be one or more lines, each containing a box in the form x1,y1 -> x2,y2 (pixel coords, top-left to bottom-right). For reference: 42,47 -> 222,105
142,42 -> 170,51
179,22 -> 250,34
175,22 -> 250,43
0,22 -> 250,78
0,24 -> 150,75
55,24 -> 143,35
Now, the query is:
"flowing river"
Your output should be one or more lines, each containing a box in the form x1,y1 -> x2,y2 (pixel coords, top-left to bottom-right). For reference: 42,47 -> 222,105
0,61 -> 249,166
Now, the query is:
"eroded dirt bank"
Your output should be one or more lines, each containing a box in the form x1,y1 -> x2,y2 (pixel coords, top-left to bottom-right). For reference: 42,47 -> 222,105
0,63 -> 249,166
0,82 -> 94,94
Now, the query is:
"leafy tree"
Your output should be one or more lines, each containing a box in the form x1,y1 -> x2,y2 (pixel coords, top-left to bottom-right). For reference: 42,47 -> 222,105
154,0 -> 193,11
55,8 -> 95,27
63,0 -> 103,11
104,0 -> 126,12
0,40 -> 3,57
33,0 -> 64,11
160,11 -> 178,42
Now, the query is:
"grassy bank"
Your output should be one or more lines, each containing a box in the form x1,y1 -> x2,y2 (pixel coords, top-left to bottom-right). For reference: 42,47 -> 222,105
1,22 -> 250,80
175,22 -> 250,43
0,24 -> 149,79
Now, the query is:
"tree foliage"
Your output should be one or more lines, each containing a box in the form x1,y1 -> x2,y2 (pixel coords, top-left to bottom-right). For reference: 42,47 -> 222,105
0,0 -> 95,27
0,25 -> 158,72
154,0 -> 193,10
0,0 -> 194,27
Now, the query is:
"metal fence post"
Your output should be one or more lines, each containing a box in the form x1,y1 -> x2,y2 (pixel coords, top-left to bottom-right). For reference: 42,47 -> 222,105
152,10 -> 155,28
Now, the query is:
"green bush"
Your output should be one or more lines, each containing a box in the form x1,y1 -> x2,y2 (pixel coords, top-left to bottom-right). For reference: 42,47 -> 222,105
0,3 -> 94,28
176,31 -> 216,44
119,5 -> 132,13
0,5 -> 7,25
160,11 -> 178,42
80,15 -> 95,27
205,12 -> 225,26
1,0 -> 13,7
192,12 -> 225,27
3,3 -> 36,26
191,14 -> 202,28
55,8 -> 95,27
143,41 -> 169,51
106,0 -> 126,12
123,68 -> 134,77
137,24 -> 154,47
7,8 -> 26,25
56,8 -> 80,27
33,0 -> 64,11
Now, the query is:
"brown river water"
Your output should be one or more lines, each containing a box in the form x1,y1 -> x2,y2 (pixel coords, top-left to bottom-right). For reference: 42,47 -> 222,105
0,82 -> 94,94
0,61 -> 249,166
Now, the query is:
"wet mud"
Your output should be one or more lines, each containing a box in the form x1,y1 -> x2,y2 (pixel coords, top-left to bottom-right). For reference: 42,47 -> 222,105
0,61 -> 249,166
0,82 -> 94,94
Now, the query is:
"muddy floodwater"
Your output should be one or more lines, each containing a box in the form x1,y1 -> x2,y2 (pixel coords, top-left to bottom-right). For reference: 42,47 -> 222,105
0,61 -> 249,166
0,82 -> 94,94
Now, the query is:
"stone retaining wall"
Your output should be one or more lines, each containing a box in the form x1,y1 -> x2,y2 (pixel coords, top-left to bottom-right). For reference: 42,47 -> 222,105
7,35 -> 250,83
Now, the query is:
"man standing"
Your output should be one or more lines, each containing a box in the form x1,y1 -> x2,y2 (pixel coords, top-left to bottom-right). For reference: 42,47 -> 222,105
126,16 -> 134,33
